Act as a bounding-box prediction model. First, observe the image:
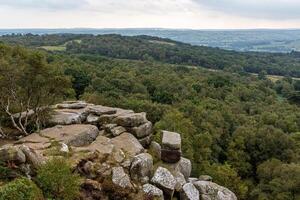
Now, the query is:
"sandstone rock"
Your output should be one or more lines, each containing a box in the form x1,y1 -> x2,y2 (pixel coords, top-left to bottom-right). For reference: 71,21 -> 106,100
112,112 -> 147,127
130,121 -> 152,138
179,157 -> 192,180
193,181 -> 237,200
40,124 -> 99,147
0,146 -> 26,164
111,133 -> 144,159
161,149 -> 181,163
149,141 -> 161,160
112,167 -> 134,190
199,175 -> 213,182
82,136 -> 114,161
151,167 -> 176,199
88,105 -> 118,116
110,149 -> 126,163
130,153 -> 153,183
181,183 -> 199,200
56,101 -> 88,109
17,133 -> 51,150
142,184 -> 164,200
19,145 -> 45,169
162,131 -> 181,150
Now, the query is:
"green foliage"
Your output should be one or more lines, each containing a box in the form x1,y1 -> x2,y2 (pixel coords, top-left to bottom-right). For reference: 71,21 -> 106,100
251,159 -> 300,200
0,178 -> 44,200
36,158 -> 81,200
204,163 -> 248,199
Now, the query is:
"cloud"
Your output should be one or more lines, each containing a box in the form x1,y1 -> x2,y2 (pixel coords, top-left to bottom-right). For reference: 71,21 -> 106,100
0,0 -> 88,10
193,0 -> 300,19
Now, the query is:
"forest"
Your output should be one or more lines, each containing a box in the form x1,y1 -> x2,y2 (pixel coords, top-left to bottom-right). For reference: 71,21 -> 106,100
1,34 -> 300,77
0,35 -> 299,200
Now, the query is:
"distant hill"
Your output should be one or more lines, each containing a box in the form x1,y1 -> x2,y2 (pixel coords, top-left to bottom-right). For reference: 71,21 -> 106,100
1,33 -> 300,78
1,28 -> 300,53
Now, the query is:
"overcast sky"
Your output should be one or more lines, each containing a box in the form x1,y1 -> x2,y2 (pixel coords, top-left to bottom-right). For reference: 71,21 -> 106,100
0,0 -> 300,29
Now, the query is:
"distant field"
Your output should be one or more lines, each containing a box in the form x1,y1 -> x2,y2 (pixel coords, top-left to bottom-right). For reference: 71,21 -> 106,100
1,28 -> 300,53
39,39 -> 81,52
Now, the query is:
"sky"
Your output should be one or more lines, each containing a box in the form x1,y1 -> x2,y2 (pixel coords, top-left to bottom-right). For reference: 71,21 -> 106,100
0,0 -> 300,29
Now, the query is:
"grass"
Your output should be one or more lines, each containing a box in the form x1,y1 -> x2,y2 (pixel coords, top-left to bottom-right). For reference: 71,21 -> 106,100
39,39 -> 82,52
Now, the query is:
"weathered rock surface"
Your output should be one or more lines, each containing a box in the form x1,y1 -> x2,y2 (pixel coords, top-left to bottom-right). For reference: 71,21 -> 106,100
179,157 -> 192,180
0,146 -> 26,164
41,124 -> 99,147
181,183 -> 199,200
151,167 -> 176,199
161,131 -> 182,163
111,166 -> 134,191
3,101 -> 237,200
199,175 -> 213,182
143,184 -> 164,200
130,153 -> 153,183
194,181 -> 237,200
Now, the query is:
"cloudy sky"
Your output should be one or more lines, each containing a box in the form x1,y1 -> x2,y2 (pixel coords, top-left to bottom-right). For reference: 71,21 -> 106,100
0,0 -> 299,29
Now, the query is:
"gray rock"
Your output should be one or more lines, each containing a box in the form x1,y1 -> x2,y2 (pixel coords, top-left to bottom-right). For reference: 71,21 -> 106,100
111,126 -> 126,137
50,110 -> 82,125
131,121 -> 152,138
112,112 -> 148,127
181,183 -> 199,200
151,167 -> 176,199
179,157 -> 192,180
138,135 -> 152,148
193,181 -> 237,200
86,114 -> 100,124
40,124 -> 99,147
112,167 -> 134,190
111,133 -> 144,159
56,101 -> 88,109
149,141 -> 161,160
162,131 -> 181,150
0,146 -> 26,164
175,172 -> 187,192
142,184 -> 164,200
188,178 -> 198,183
199,175 -> 213,182
130,153 -> 153,183
19,145 -> 45,169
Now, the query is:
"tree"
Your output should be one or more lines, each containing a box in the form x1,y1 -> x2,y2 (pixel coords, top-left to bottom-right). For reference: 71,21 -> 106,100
0,45 -> 72,135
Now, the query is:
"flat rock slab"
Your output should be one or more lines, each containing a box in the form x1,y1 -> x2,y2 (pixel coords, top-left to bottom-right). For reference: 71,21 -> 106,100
162,131 -> 181,150
56,101 -> 88,109
112,112 -> 148,127
40,124 -> 99,147
111,132 -> 144,159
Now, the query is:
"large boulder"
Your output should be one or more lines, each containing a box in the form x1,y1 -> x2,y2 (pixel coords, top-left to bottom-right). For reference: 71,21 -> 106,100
40,124 -> 99,147
0,146 -> 26,164
179,157 -> 192,180
130,153 -> 153,183
193,181 -> 237,200
161,131 -> 181,150
50,108 -> 90,125
180,183 -> 199,200
142,184 -> 164,200
130,121 -> 152,138
151,167 -> 176,199
111,133 -> 144,159
112,112 -> 148,127
111,167 -> 134,191
161,131 -> 182,163
56,101 -> 88,109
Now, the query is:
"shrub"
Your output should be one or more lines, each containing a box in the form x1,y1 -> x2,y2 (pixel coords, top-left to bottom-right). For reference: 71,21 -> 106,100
36,157 -> 81,200
0,177 -> 44,200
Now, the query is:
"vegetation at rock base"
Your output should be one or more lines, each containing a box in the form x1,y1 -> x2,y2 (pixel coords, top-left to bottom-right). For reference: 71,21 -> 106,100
36,157 -> 82,200
0,177 -> 44,200
0,33 -> 299,199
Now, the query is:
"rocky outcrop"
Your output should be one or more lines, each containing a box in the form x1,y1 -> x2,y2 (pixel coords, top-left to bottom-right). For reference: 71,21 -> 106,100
161,131 -> 182,163
0,101 -> 237,200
